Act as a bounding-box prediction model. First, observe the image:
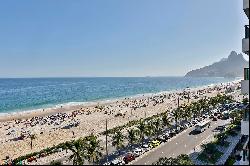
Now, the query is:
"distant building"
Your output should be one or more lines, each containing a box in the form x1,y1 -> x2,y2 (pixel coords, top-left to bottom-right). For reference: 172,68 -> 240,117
240,0 -> 249,165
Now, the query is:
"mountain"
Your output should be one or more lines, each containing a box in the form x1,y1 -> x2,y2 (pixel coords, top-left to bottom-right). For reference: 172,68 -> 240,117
185,51 -> 249,78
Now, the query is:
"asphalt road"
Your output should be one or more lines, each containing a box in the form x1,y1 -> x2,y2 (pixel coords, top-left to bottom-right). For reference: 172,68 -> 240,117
50,118 -> 230,165
130,118 -> 230,165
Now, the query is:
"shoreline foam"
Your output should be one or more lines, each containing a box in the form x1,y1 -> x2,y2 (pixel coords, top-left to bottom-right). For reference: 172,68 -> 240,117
0,79 -> 240,122
0,79 -> 241,115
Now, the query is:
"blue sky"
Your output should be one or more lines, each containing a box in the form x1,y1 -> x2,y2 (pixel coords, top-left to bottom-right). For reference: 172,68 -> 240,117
0,0 -> 248,77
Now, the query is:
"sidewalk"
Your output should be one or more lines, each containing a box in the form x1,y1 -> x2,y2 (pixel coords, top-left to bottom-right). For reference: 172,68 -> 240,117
189,134 -> 215,165
216,135 -> 241,165
189,134 -> 242,165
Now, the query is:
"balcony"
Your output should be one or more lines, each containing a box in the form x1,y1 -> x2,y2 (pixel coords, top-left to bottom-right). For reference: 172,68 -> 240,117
244,0 -> 249,18
241,68 -> 249,95
241,80 -> 249,95
240,137 -> 249,165
241,120 -> 249,135
244,68 -> 249,80
242,25 -> 249,55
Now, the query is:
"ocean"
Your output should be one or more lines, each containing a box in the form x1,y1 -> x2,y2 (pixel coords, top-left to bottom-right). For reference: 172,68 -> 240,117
0,77 -> 239,114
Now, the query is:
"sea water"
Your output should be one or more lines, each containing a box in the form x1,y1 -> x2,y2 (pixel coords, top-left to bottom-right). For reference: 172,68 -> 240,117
0,77 -> 239,114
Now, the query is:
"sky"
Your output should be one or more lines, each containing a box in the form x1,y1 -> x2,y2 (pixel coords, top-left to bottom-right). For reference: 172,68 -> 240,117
0,0 -> 248,78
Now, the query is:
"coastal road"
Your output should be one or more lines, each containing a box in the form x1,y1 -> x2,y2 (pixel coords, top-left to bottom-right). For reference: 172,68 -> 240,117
130,118 -> 230,165
48,118 -> 229,165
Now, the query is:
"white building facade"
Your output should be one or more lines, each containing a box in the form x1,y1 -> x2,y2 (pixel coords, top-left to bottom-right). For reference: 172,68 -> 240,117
240,0 -> 249,165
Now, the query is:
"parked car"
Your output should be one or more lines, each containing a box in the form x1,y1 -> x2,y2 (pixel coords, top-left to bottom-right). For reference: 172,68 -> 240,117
163,133 -> 170,140
179,125 -> 185,131
103,162 -> 111,165
133,148 -> 143,157
123,153 -> 135,164
149,140 -> 161,148
212,117 -> 217,121
169,129 -> 177,137
198,118 -> 203,122
110,159 -> 125,165
192,120 -> 198,125
187,122 -> 193,127
215,125 -> 225,131
157,135 -> 167,142
142,144 -> 150,152
209,115 -> 214,119
184,123 -> 190,128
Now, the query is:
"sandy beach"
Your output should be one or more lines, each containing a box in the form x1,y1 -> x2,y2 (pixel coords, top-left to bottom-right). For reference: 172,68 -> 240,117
0,80 -> 243,163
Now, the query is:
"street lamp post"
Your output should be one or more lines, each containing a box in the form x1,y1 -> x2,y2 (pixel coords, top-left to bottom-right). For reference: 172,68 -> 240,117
105,119 -> 108,163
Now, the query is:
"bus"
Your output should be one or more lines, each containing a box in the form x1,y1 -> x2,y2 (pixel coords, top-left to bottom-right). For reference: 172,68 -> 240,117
195,120 -> 211,133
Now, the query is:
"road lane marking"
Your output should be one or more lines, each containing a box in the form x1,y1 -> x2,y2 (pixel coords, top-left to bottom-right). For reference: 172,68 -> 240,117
127,126 -> 199,165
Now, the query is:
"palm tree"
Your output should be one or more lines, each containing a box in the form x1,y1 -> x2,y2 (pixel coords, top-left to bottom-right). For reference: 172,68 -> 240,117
162,113 -> 172,128
172,108 -> 181,129
242,97 -> 249,105
153,118 -> 163,138
112,131 -> 124,155
65,139 -> 87,165
192,102 -> 201,119
196,101 -> 203,117
199,98 -> 209,115
137,120 -> 147,143
208,97 -> 217,109
145,121 -> 156,139
229,110 -> 238,124
181,106 -> 191,122
177,154 -> 194,165
201,143 -> 216,154
85,134 -> 103,165
29,134 -> 36,150
127,129 -> 139,149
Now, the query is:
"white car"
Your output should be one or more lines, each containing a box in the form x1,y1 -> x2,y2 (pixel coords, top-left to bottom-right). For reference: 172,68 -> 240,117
142,144 -> 150,152
103,162 -> 111,165
133,148 -> 143,157
110,159 -> 125,165
184,124 -> 189,128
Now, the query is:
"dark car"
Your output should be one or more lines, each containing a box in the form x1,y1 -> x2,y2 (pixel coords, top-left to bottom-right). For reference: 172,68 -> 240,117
216,125 -> 225,131
217,113 -> 222,119
123,153 -> 135,164
157,135 -> 167,142
212,117 -> 217,121
169,130 -> 177,137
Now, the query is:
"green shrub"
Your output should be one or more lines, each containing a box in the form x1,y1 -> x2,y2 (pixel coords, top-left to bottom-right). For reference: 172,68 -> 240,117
50,160 -> 62,165
225,156 -> 236,165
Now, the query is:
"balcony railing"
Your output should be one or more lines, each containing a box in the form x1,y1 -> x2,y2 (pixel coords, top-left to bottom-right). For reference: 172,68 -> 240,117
244,0 -> 249,10
244,0 -> 249,19
245,25 -> 249,39
243,109 -> 249,121
244,68 -> 249,80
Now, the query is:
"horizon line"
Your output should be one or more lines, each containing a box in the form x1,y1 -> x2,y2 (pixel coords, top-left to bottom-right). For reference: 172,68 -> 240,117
0,75 -> 186,79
